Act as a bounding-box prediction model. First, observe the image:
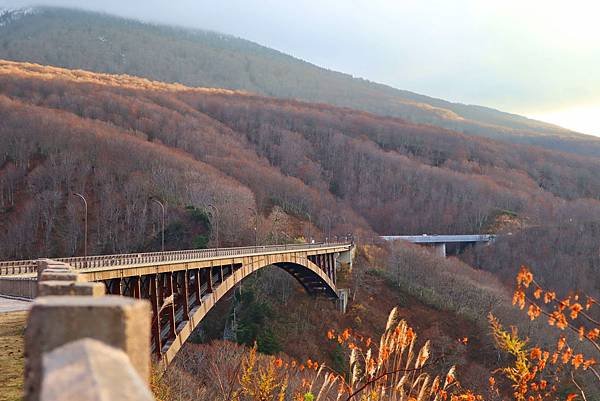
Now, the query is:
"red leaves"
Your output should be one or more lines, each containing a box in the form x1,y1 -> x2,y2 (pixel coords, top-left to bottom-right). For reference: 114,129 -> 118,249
569,303 -> 583,319
544,291 -> 556,304
516,266 -> 533,288
513,289 -> 526,310
506,266 -> 600,399
527,304 -> 541,320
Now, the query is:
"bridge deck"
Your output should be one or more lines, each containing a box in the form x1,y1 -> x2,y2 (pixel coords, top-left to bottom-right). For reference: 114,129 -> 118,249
381,235 -> 495,244
0,243 -> 350,276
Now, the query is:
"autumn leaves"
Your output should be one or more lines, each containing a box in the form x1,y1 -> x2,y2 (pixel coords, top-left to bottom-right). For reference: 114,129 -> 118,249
488,266 -> 599,400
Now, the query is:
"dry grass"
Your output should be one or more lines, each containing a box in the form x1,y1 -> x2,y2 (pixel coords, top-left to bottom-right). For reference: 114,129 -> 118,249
0,311 -> 27,401
0,59 -> 240,94
226,308 -> 480,401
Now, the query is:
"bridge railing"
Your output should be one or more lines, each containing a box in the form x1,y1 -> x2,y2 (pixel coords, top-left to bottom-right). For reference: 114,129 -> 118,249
380,234 -> 496,243
0,260 -> 37,275
0,242 -> 351,275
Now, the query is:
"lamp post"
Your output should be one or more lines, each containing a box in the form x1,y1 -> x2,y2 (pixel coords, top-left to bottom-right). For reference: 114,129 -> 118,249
272,208 -> 282,245
325,215 -> 332,243
248,207 -> 258,249
72,193 -> 88,257
150,197 -> 165,252
306,213 -> 312,244
208,204 -> 219,248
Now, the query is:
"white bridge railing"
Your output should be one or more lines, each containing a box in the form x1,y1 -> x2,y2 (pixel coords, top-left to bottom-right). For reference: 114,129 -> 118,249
0,242 -> 351,276
380,234 -> 495,244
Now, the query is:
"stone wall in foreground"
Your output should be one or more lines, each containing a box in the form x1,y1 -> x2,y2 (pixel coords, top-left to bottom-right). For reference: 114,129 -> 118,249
24,260 -> 155,401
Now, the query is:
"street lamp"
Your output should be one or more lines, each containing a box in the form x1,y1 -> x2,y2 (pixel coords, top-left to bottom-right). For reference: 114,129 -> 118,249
150,197 -> 165,252
207,204 -> 219,248
325,214 -> 332,243
72,193 -> 88,257
248,207 -> 258,249
306,213 -> 312,244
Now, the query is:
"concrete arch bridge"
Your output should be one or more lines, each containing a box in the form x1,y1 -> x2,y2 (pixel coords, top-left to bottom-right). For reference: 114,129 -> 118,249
381,234 -> 495,257
0,243 -> 354,368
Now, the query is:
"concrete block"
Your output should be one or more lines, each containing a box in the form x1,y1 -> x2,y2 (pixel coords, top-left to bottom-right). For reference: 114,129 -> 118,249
25,296 -> 151,401
40,339 -> 154,401
36,259 -> 71,281
38,281 -> 106,297
39,271 -> 82,282
0,277 -> 37,299
41,269 -> 69,275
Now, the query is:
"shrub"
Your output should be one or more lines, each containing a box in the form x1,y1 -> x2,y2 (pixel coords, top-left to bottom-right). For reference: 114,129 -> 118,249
232,308 -> 479,401
192,234 -> 209,249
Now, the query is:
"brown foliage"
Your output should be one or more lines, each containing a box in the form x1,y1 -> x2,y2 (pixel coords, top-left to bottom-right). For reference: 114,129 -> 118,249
4,60 -> 600,261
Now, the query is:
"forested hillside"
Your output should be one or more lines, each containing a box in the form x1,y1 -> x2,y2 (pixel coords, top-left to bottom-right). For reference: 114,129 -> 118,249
3,7 -> 600,158
1,60 -> 600,301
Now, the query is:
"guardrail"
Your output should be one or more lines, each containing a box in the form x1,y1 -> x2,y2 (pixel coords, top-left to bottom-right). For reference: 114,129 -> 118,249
0,242 -> 351,276
380,234 -> 496,243
0,260 -> 37,275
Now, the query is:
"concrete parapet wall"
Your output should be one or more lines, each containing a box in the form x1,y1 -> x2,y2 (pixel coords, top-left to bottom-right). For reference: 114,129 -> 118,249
38,281 -> 106,297
0,277 -> 37,299
0,258 -> 84,300
24,260 -> 154,401
37,259 -> 73,281
41,339 -> 154,401
25,296 -> 151,401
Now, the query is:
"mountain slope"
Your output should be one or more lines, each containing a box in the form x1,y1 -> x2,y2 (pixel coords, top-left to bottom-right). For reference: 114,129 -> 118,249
2,7 -> 600,158
2,60 -> 600,257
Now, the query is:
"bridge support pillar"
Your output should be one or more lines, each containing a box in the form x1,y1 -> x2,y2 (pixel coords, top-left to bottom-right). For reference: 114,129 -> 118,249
337,289 -> 349,313
331,253 -> 336,276
433,243 -> 446,258
149,275 -> 162,354
180,271 -> 190,321
206,268 -> 213,293
337,247 -> 354,271
166,273 -> 177,340
194,269 -> 202,305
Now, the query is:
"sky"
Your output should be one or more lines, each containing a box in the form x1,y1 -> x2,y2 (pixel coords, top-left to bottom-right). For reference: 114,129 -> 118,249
3,0 -> 600,136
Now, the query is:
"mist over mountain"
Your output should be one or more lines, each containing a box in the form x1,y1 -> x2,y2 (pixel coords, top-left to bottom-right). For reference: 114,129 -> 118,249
2,6 -> 600,158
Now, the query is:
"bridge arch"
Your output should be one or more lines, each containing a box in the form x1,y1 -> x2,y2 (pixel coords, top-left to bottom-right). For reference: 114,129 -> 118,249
75,247 -> 346,369
155,253 -> 338,367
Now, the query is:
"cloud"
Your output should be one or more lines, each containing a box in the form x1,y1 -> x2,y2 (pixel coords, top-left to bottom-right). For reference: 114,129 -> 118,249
2,0 -> 599,127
